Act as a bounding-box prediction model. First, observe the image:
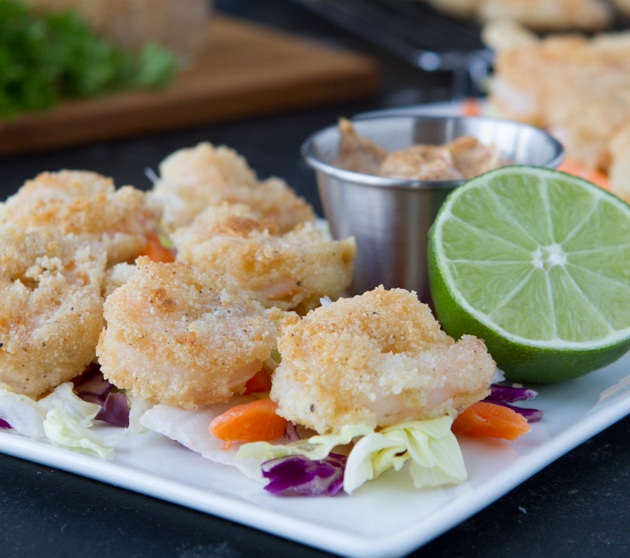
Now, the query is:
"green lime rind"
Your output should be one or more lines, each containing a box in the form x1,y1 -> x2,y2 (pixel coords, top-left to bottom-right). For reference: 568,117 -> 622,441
428,246 -> 630,382
428,166 -> 630,383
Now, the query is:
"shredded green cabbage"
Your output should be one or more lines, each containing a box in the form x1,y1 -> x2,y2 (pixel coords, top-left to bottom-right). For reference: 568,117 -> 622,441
237,424 -> 373,461
344,416 -> 467,493
43,408 -> 114,459
0,382 -> 117,459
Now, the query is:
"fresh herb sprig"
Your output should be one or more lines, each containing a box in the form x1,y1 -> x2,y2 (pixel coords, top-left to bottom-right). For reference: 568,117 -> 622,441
0,0 -> 177,119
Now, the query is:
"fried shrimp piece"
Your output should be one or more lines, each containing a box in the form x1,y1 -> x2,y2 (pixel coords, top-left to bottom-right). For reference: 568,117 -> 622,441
0,170 -> 161,265
270,286 -> 496,434
172,203 -> 357,313
0,226 -> 107,399
150,142 -> 316,232
97,257 -> 287,409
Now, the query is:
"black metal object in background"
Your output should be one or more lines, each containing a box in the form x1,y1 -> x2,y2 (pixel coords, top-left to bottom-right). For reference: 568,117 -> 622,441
292,0 -> 494,98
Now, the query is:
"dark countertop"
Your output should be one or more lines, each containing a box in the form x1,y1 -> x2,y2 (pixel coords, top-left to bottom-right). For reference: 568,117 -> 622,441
0,1 -> 628,557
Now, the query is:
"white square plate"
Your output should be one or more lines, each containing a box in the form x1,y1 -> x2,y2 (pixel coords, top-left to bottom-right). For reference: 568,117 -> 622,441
1,101 -> 628,557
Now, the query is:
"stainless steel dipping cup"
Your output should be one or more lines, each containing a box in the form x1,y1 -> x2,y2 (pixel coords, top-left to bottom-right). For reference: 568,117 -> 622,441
302,114 -> 564,302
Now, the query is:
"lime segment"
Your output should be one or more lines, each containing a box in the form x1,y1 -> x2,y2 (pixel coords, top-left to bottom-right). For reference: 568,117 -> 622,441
428,166 -> 630,383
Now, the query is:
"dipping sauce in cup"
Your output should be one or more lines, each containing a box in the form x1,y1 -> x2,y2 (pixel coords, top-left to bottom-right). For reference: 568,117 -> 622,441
302,114 -> 564,302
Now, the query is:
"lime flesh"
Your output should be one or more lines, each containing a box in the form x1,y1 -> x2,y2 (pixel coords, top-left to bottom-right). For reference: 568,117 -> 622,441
428,166 -> 630,383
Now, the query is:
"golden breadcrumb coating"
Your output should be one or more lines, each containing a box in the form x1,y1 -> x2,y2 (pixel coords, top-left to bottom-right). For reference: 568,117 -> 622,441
0,226 -> 107,399
172,203 -> 356,313
97,257 -> 288,409
103,262 -> 137,298
271,286 -> 496,434
0,170 -> 161,265
150,142 -> 316,232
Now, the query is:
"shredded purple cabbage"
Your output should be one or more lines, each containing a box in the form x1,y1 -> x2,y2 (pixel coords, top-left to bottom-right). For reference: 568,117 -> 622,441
95,392 -> 130,428
74,365 -> 130,427
284,422 -> 301,442
0,418 -> 11,429
262,453 -> 347,496
488,384 -> 538,403
485,384 -> 543,423
73,363 -> 112,403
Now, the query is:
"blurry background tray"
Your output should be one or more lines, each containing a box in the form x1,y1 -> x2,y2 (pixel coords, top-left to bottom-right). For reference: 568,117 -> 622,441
0,13 -> 379,157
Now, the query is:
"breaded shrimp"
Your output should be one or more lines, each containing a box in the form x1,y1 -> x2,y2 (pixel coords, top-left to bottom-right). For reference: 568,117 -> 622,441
0,170 -> 161,265
149,142 -> 316,232
172,203 -> 357,313
270,286 -> 496,434
96,257 -> 287,409
0,226 -> 107,399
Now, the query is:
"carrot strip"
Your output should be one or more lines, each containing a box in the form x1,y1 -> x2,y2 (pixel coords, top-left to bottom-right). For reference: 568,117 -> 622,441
558,159 -> 610,191
244,368 -> 273,394
142,234 -> 176,263
452,401 -> 531,441
209,398 -> 287,443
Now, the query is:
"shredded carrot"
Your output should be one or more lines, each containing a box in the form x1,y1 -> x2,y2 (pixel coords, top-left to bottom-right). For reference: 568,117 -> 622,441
558,159 -> 610,191
142,234 -> 176,263
209,398 -> 287,444
244,368 -> 273,394
460,98 -> 482,117
452,401 -> 530,441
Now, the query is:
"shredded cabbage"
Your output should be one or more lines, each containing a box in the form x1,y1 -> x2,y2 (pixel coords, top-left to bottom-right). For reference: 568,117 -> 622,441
43,408 -> 115,460
237,423 -> 373,462
240,418 -> 468,495
0,382 -> 117,459
0,389 -> 47,438
261,454 -> 346,496
485,384 -> 543,422
343,416 -> 467,493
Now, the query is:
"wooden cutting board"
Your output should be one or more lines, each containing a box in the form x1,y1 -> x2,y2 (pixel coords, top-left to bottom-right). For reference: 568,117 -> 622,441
0,14 -> 379,156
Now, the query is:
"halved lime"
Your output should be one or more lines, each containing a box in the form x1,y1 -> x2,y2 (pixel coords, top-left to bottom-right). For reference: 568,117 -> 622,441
428,166 -> 630,383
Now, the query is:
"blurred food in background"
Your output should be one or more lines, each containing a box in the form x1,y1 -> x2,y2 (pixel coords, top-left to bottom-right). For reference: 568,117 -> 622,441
0,0 -> 212,119
418,0 -> 614,32
23,0 -> 212,65
483,19 -> 630,202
